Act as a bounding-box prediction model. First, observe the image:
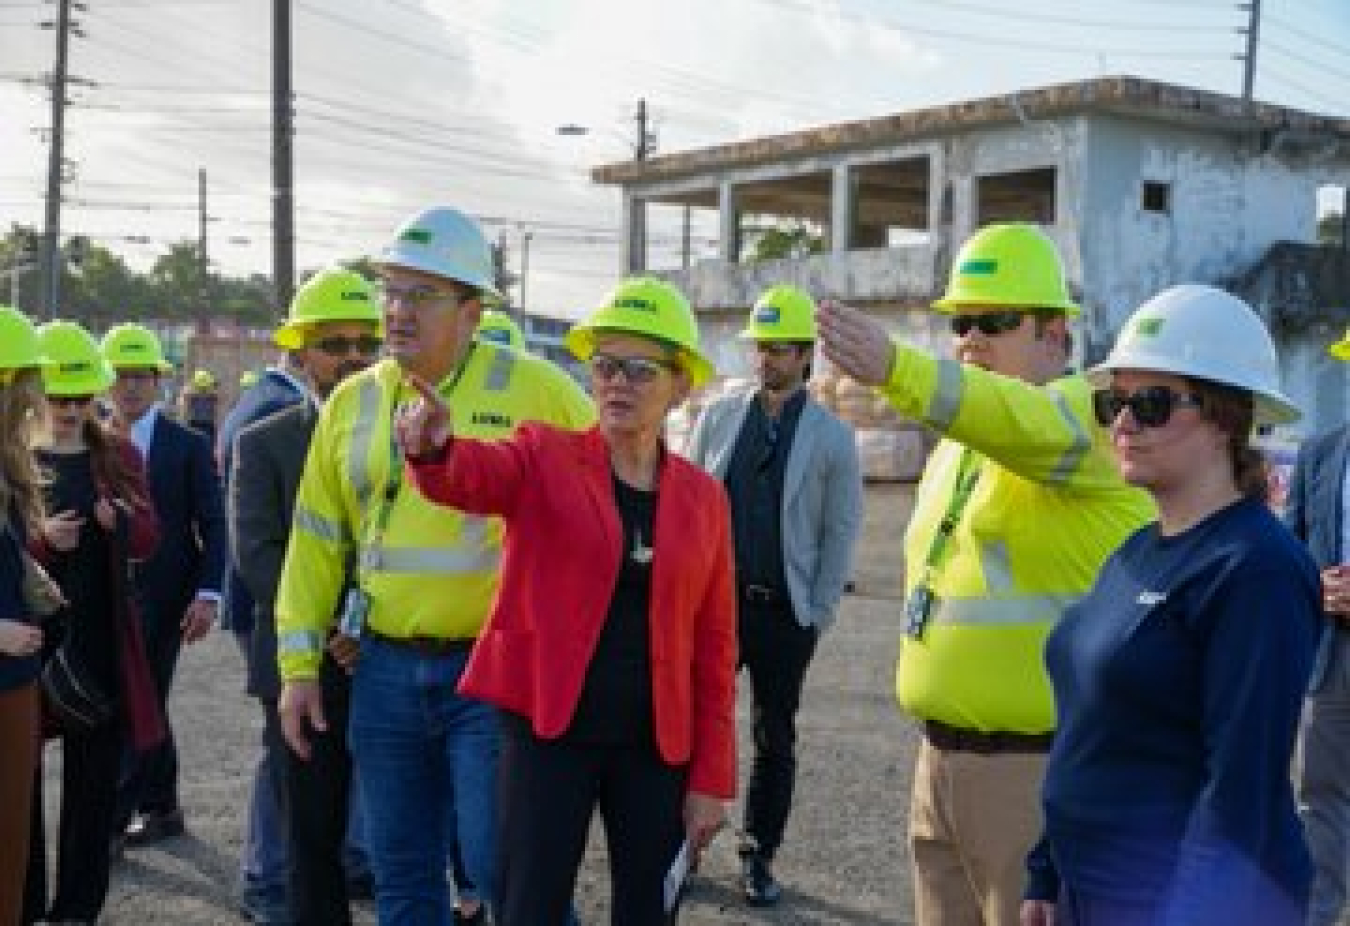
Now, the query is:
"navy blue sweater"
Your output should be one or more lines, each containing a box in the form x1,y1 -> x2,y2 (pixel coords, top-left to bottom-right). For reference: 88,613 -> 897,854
1028,498 -> 1319,924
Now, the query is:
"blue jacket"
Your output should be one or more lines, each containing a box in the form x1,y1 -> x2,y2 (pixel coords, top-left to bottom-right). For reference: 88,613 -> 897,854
1283,425 -> 1346,692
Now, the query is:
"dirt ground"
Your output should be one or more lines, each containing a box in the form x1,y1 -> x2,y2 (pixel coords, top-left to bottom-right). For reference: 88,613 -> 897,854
41,484 -> 921,925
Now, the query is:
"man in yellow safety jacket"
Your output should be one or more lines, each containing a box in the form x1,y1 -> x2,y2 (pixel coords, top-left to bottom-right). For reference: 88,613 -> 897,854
819,223 -> 1154,926
274,206 -> 594,925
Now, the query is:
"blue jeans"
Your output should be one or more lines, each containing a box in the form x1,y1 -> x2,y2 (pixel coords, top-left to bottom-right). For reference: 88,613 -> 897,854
349,638 -> 499,925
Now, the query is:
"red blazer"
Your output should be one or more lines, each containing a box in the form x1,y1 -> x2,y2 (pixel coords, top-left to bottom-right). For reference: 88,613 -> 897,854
407,424 -> 737,799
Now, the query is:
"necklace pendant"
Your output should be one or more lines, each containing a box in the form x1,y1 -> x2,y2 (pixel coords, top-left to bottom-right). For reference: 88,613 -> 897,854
631,529 -> 654,564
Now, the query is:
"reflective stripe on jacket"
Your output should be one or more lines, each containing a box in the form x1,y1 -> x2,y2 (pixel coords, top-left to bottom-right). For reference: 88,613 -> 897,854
882,343 -> 1155,733
276,348 -> 595,680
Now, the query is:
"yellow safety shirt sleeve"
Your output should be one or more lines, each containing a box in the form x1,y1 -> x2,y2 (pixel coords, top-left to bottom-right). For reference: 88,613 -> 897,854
275,391 -> 358,681
879,341 -> 1113,489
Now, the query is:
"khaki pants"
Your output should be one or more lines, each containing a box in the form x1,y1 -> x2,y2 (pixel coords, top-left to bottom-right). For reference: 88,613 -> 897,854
908,737 -> 1047,926
0,683 -> 38,926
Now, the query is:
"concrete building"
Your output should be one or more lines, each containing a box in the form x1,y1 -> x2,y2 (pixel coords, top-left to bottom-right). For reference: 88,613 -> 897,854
592,76 -> 1350,435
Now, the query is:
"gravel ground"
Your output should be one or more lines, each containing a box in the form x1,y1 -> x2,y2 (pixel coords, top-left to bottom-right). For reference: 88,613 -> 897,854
40,484 -> 920,925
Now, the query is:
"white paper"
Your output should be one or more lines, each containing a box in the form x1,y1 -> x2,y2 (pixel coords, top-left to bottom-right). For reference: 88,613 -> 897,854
663,838 -> 691,913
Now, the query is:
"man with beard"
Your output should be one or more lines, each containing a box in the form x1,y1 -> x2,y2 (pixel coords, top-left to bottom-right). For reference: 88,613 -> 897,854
686,284 -> 862,907
229,267 -> 383,924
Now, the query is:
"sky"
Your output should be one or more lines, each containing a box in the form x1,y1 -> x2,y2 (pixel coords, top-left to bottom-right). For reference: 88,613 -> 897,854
1,0 -> 1348,321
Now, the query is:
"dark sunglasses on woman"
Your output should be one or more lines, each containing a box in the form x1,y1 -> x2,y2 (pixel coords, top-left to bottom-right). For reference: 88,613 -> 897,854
1092,386 -> 1204,428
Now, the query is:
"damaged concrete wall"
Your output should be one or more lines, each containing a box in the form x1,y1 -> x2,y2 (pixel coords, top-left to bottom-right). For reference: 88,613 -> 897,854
1080,114 -> 1323,354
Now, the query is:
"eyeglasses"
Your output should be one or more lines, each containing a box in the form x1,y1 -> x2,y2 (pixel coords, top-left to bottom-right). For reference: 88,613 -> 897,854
312,335 -> 383,356
589,353 -> 675,384
1092,386 -> 1204,428
379,281 -> 462,309
48,395 -> 95,407
754,342 -> 804,358
949,311 -> 1028,337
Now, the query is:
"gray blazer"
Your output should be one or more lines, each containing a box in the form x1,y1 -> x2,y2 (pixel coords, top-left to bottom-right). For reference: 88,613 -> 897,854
685,389 -> 863,631
229,401 -> 318,699
1284,424 -> 1347,692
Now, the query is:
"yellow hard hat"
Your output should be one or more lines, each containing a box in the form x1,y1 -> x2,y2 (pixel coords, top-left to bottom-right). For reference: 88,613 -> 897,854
476,309 -> 525,350
933,223 -> 1080,315
275,267 -> 383,349
0,305 -> 46,374
565,277 -> 715,387
740,285 -> 817,341
38,321 -> 115,397
239,370 -> 260,389
1329,328 -> 1350,361
191,369 -> 217,391
101,323 -> 173,372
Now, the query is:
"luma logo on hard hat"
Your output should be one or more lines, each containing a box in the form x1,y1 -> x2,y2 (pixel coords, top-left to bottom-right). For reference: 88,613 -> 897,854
1132,318 -> 1165,337
400,228 -> 433,245
615,298 -> 659,313
755,307 -> 781,324
959,258 -> 999,276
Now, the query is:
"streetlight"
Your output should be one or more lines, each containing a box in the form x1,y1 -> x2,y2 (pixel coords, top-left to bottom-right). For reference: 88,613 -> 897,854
556,99 -> 656,273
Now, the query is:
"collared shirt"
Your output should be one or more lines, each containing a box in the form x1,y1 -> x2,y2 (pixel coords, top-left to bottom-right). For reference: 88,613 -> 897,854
723,388 -> 806,593
128,403 -> 161,458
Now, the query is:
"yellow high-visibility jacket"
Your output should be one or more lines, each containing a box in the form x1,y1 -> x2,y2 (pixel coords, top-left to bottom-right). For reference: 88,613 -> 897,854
276,347 -> 595,681
882,343 -> 1154,733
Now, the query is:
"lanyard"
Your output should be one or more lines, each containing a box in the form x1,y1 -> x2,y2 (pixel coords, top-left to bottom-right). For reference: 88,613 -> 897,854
904,447 -> 981,639
360,346 -> 476,577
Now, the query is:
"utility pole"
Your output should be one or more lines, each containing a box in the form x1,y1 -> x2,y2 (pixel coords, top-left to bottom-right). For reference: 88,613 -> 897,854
1239,0 -> 1262,103
629,98 -> 653,274
198,168 -> 210,316
41,0 -> 77,319
519,230 -> 533,313
272,0 -> 295,316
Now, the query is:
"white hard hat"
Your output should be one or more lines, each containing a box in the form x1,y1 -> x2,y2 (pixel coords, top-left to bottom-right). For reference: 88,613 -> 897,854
1087,284 -> 1299,426
376,206 -> 502,299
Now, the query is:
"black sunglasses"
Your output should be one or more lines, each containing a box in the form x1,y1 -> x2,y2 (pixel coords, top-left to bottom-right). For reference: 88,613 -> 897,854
589,353 -> 675,384
48,394 -> 95,407
1092,386 -> 1204,428
949,311 -> 1028,337
312,335 -> 383,357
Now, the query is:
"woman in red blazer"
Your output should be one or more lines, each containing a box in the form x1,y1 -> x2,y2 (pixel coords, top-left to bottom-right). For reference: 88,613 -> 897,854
400,278 -> 736,924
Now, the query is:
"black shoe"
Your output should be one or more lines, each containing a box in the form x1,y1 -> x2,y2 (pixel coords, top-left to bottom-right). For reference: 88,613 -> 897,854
124,808 -> 186,847
741,852 -> 782,907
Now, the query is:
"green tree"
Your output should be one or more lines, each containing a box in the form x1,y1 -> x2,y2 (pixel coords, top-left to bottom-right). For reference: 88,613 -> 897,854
1319,212 -> 1344,246
61,241 -> 149,330
147,241 -> 207,320
744,221 -> 826,262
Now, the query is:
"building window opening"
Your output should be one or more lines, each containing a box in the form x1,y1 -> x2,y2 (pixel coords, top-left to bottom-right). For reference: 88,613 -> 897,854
1142,181 -> 1171,214
976,167 -> 1057,226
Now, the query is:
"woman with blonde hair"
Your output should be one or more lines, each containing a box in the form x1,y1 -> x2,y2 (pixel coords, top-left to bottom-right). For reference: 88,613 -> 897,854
0,306 -> 50,926
397,278 -> 736,923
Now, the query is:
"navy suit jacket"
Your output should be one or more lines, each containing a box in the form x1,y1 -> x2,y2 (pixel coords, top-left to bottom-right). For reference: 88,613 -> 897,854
217,368 -> 304,635
136,412 -> 228,637
1284,425 -> 1348,691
